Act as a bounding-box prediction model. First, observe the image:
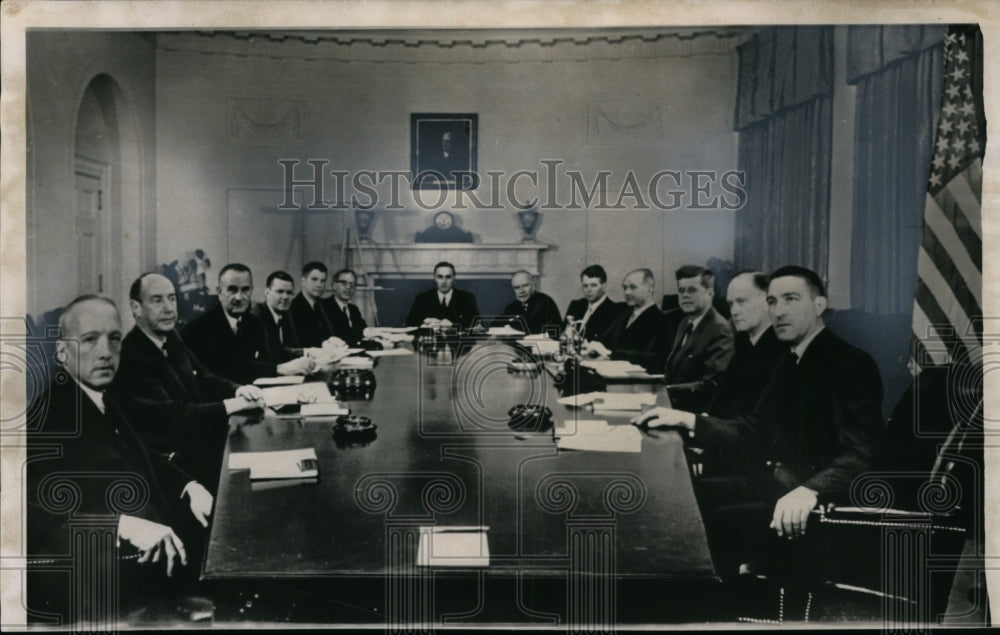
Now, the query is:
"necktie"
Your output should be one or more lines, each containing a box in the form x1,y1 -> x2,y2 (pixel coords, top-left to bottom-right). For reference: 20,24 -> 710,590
95,390 -> 106,415
343,304 -> 352,328
440,294 -> 447,308
680,322 -> 694,348
276,316 -> 285,344
582,302 -> 596,326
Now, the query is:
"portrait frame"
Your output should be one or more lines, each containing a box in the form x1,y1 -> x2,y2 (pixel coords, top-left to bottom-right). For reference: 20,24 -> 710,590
410,113 -> 478,190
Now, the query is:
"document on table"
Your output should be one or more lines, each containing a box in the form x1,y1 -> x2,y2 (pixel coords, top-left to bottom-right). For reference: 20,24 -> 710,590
556,419 -> 642,453
260,381 -> 332,406
228,448 -> 318,480
253,375 -> 306,386
416,526 -> 490,567
340,356 -> 375,368
300,402 -> 349,417
517,338 -> 560,356
365,326 -> 418,335
366,348 -> 414,358
592,392 -> 657,411
488,325 -> 525,336
579,360 -> 648,378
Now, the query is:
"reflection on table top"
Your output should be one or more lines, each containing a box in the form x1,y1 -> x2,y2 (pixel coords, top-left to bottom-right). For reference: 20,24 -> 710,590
203,341 -> 715,580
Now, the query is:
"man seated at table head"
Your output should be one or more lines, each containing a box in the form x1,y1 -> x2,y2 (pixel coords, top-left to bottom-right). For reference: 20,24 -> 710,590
111,272 -> 266,489
254,270 -> 304,362
289,261 -> 335,348
706,269 -> 784,419
405,261 -> 480,330
633,265 -> 884,578
590,268 -> 671,373
28,295 -> 213,621
182,264 -> 314,384
494,270 -> 562,335
323,268 -> 369,346
663,265 -> 734,412
564,264 -> 625,347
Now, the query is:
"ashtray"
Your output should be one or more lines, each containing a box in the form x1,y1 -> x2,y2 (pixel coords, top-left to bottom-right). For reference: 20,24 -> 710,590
334,415 -> 377,434
507,404 -> 553,432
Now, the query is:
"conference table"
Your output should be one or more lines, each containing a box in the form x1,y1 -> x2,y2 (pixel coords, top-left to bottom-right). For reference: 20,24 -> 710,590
202,338 -> 718,625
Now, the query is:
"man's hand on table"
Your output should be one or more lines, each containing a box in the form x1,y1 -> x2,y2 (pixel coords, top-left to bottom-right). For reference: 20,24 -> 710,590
630,406 -> 696,432
770,486 -> 818,539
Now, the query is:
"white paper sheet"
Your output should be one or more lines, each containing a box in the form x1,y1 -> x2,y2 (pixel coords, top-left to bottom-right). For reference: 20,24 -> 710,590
556,419 -> 642,453
253,375 -> 307,386
260,382 -> 332,406
416,526 -> 490,567
340,356 -> 375,368
488,325 -> 525,336
366,348 -> 415,357
300,403 -> 349,417
228,448 -> 318,480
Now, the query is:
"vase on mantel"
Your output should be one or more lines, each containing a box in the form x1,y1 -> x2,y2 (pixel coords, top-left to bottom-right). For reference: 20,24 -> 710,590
516,206 -> 540,242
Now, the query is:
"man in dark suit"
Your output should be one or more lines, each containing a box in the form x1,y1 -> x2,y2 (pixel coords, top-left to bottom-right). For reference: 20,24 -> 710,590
324,268 -> 368,346
253,270 -> 304,363
111,273 -> 264,489
664,265 -> 734,412
405,261 -> 480,330
27,295 -> 209,623
564,264 -> 625,348
288,261 -> 336,348
594,268 -> 671,373
494,270 -> 562,335
182,264 -> 314,384
707,270 -> 784,419
635,266 -> 884,580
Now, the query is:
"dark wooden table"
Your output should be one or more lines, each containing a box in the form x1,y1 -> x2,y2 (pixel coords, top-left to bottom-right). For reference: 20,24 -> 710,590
203,340 -> 717,624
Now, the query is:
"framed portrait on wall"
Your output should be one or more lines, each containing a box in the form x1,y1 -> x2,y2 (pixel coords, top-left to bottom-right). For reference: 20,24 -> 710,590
410,113 -> 478,189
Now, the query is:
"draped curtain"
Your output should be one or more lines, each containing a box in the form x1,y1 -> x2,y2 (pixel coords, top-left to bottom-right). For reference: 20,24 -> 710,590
848,25 -> 946,314
734,27 -> 833,278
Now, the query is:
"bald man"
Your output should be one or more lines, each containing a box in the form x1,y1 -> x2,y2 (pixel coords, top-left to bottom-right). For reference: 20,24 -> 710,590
111,273 -> 264,489
494,270 -> 562,335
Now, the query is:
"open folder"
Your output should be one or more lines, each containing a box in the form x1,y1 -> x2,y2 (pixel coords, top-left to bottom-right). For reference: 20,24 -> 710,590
416,526 -> 490,567
228,448 -> 318,480
556,420 -> 642,453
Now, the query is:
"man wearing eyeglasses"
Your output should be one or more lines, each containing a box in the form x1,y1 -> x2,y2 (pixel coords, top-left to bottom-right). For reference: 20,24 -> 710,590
324,268 -> 368,346
405,261 -> 480,330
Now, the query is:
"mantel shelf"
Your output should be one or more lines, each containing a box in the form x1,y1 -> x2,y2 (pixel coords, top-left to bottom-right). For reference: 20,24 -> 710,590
347,242 -> 550,278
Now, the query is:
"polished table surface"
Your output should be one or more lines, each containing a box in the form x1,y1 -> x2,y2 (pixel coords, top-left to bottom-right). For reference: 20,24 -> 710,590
203,341 -> 716,581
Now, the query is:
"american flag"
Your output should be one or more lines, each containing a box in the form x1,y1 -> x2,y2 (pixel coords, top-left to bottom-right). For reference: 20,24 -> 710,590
910,25 -> 985,373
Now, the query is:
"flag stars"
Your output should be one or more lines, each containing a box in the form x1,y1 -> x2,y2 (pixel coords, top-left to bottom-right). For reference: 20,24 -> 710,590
952,137 -> 966,152
950,66 -> 967,82
942,102 -> 958,118
939,118 -> 954,134
937,137 -> 951,153
960,101 -> 975,117
970,138 -> 982,154
929,172 -> 942,188
933,155 -> 947,170
956,49 -> 970,63
955,119 -> 971,135
948,154 -> 962,169
946,84 -> 962,100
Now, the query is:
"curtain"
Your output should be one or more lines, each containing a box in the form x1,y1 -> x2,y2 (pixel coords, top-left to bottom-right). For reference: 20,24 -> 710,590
849,26 -> 946,314
734,27 -> 833,277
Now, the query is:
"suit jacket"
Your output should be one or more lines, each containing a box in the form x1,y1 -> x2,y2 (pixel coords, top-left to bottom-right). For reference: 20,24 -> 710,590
707,327 -> 784,419
26,380 -> 190,620
694,328 -> 885,501
495,292 -> 563,335
564,297 -> 626,347
111,326 -> 238,487
253,302 -> 301,364
289,292 -> 335,348
606,304 -> 672,373
181,303 -> 277,384
405,287 -> 480,330
664,306 -> 734,412
324,297 -> 368,346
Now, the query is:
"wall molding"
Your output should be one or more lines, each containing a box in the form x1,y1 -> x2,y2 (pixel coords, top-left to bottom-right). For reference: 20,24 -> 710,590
156,28 -> 748,64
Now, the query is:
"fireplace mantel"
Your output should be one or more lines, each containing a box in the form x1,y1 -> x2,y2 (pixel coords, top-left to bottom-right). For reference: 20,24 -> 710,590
346,243 -> 549,279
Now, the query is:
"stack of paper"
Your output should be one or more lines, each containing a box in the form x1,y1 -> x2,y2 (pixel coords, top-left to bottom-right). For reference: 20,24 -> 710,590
517,338 -> 560,356
300,402 -> 349,417
366,348 -> 414,358
253,375 -> 307,386
261,382 -> 333,406
416,526 -> 490,567
592,393 -> 657,411
556,419 -> 642,453
228,448 -> 318,480
556,392 -> 602,407
340,356 -> 375,368
364,326 -> 418,335
579,360 -> 648,379
488,325 -> 525,336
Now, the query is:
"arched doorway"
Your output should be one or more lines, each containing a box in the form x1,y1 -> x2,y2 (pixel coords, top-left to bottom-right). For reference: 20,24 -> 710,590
73,74 -> 144,308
